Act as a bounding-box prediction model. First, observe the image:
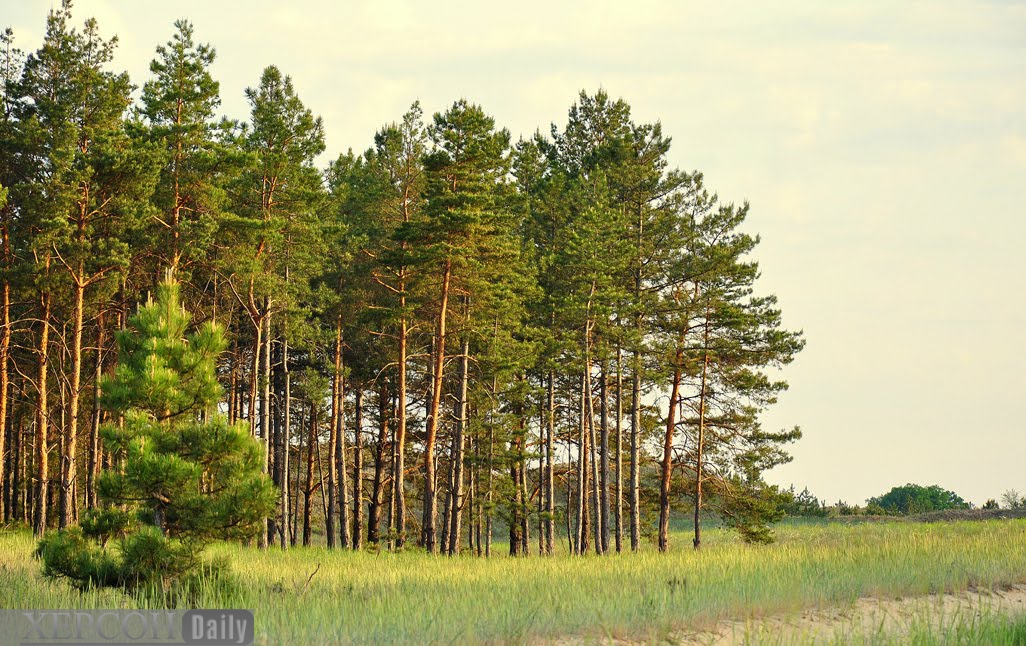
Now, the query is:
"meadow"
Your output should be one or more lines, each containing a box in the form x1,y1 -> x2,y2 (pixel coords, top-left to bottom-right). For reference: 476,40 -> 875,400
3,519 -> 1026,644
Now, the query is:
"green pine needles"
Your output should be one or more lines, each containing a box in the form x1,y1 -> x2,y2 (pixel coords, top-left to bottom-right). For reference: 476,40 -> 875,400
35,279 -> 276,595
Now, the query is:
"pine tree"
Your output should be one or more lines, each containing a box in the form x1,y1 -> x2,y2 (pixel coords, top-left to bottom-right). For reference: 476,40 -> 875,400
138,20 -> 227,288
403,100 -> 515,552
35,278 -> 275,592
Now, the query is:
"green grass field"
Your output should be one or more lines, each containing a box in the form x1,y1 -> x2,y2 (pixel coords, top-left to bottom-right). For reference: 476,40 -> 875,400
3,520 -> 1026,644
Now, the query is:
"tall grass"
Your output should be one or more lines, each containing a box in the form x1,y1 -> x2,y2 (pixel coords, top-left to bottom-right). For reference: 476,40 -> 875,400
2,520 -> 1026,643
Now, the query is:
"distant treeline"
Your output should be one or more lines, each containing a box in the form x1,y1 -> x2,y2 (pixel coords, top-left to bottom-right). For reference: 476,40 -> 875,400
0,2 -> 803,554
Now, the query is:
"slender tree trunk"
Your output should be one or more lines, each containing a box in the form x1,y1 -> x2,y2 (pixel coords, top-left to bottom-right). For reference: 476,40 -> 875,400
333,321 -> 350,548
86,314 -> 104,510
519,423 -> 529,556
368,386 -> 389,544
248,321 -> 261,436
629,357 -> 641,552
292,402 -> 305,547
545,371 -> 555,555
33,285 -> 52,536
325,329 -> 338,549
694,316 -> 712,550
11,413 -> 23,523
0,260 -> 8,521
441,472 -> 452,555
0,276 -> 7,520
0,219 -> 10,522
485,416 -> 494,557
467,435 -> 477,555
393,305 -> 408,549
565,423 -> 574,555
447,336 -> 469,555
60,277 -> 85,528
614,350 -> 623,553
630,202 -> 644,552
659,352 -> 684,552
227,336 -> 238,425
302,401 -> 316,547
537,395 -> 544,555
422,259 -> 451,553
279,335 -> 292,550
508,457 -> 521,556
586,358 -> 602,554
259,310 -> 272,548
352,388 -> 364,551
575,374 -> 586,554
599,363 -> 610,553
387,397 -> 397,549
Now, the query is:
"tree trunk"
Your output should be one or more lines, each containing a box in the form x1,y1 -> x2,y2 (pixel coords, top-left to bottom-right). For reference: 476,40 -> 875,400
0,259 -> 8,521
248,320 -> 261,437
629,357 -> 641,552
352,388 -> 364,551
422,259 -> 451,553
0,218 -> 10,521
536,395 -> 544,555
33,285 -> 51,536
545,371 -> 555,555
292,402 -> 304,547
659,353 -> 683,552
694,316 -> 712,550
586,358 -> 602,554
630,201 -> 644,552
485,417 -> 494,557
614,350 -> 623,553
468,434 -> 477,555
447,336 -> 469,555
393,304 -> 408,549
519,420 -> 529,556
10,413 -> 23,523
575,374 -> 586,554
599,364 -> 610,553
368,386 -> 389,545
259,310 -> 272,548
333,320 -> 350,548
60,277 -> 85,528
303,401 -> 317,547
279,335 -> 292,550
325,329 -> 338,549
227,336 -> 238,425
86,313 -> 104,510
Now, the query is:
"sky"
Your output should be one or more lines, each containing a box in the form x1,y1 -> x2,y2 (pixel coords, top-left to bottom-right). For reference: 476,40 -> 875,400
5,0 -> 1026,506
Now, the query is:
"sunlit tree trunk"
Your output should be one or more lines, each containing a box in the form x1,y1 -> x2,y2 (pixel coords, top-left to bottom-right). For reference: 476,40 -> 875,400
33,281 -> 52,536
659,349 -> 684,552
447,336 -> 469,555
392,300 -> 408,549
332,319 -> 350,548
545,371 -> 555,555
368,385 -> 389,545
302,400 -> 317,547
693,314 -> 712,550
422,259 -> 451,553
614,350 -> 623,553
352,388 -> 364,551
86,314 -> 104,510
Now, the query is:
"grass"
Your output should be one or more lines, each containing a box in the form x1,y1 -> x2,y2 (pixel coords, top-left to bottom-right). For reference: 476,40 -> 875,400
2,520 -> 1026,643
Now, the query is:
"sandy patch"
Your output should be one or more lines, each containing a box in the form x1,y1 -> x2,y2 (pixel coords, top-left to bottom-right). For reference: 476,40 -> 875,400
680,584 -> 1026,644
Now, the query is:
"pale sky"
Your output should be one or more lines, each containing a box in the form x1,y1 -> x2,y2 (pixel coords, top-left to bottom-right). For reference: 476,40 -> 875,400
6,1 -> 1026,506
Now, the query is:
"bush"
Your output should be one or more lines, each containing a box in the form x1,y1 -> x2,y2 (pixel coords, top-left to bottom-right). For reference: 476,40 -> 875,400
36,280 -> 275,596
867,483 -> 969,515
